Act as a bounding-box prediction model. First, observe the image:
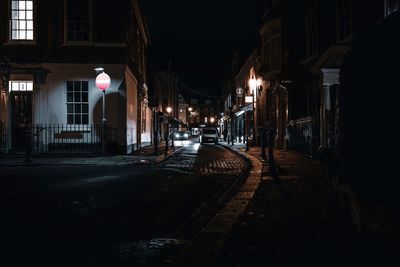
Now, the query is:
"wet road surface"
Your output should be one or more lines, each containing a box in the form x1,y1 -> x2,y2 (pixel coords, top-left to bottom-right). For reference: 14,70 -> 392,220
1,140 -> 248,266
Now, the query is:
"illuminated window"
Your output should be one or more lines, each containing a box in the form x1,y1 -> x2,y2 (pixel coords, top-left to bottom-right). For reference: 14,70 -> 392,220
66,81 -> 89,124
306,1 -> 318,56
337,0 -> 352,41
66,0 -> 91,42
10,0 -> 34,40
9,81 -> 33,91
384,0 -> 399,17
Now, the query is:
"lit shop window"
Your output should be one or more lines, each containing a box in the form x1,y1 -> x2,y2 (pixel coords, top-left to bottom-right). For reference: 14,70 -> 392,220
9,81 -> 33,92
10,0 -> 34,40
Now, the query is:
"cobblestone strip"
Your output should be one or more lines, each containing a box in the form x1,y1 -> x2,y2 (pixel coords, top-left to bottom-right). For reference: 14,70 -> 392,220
163,146 -> 247,176
174,147 -> 263,267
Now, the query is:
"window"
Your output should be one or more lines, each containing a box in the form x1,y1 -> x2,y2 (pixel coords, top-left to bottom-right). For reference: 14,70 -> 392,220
270,23 -> 281,69
9,81 -> 33,91
264,19 -> 281,70
66,81 -> 89,124
10,0 -> 34,40
66,0 -> 91,42
337,0 -> 352,41
384,0 -> 399,17
306,2 -> 318,56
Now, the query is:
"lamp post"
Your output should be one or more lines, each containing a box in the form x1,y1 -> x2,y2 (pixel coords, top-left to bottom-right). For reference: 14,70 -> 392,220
249,77 -> 257,146
153,107 -> 159,155
228,106 -> 234,146
188,107 -> 193,135
166,106 -> 173,150
250,76 -> 266,158
95,67 -> 110,155
1,63 -> 12,153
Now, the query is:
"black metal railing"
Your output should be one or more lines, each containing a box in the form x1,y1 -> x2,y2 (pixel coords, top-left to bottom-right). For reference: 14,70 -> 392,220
0,122 -> 7,154
0,123 -> 116,155
32,123 -> 116,155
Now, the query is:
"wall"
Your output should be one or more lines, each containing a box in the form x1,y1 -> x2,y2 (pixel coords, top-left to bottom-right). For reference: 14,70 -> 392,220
125,67 -> 138,154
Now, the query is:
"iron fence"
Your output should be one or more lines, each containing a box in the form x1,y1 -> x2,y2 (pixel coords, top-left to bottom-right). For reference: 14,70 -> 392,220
0,123 -> 116,155
0,122 -> 7,154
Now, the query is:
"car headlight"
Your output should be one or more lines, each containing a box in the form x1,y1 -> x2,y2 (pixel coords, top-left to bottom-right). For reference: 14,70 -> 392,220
184,133 -> 188,137
175,134 -> 179,138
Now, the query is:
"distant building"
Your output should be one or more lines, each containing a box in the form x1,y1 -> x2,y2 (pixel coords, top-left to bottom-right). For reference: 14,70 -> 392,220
148,62 -> 179,141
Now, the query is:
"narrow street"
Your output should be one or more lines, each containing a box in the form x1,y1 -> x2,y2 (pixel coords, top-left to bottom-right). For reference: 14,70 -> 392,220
1,1 -> 399,266
0,140 -> 249,266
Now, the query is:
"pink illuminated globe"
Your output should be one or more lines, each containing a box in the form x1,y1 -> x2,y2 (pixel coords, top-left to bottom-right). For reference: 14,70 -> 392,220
95,72 -> 111,91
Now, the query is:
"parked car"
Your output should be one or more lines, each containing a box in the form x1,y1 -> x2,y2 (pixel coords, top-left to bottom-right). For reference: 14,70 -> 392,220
199,128 -> 218,144
174,131 -> 189,140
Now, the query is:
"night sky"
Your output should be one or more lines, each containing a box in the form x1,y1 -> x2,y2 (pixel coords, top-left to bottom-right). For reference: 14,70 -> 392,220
141,0 -> 259,95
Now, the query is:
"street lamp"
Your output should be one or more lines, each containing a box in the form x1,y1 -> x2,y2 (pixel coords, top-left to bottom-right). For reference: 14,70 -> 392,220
228,106 -> 234,146
249,76 -> 261,146
187,107 -> 193,135
166,106 -> 174,149
95,67 -> 111,155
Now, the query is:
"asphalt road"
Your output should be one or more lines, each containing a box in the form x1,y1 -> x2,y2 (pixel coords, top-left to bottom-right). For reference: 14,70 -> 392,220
0,140 -> 248,266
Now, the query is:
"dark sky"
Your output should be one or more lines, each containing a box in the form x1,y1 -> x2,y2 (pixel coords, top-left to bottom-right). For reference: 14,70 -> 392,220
141,0 -> 259,95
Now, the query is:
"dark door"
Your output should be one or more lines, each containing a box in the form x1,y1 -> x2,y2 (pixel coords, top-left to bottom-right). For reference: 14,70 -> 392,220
12,92 -> 32,149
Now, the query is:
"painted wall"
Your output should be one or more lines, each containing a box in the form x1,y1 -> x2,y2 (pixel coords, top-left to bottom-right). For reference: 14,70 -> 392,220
141,106 -> 152,143
31,63 -> 127,149
125,67 -> 138,154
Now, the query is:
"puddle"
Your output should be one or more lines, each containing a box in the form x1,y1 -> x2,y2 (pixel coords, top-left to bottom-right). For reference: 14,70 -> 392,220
111,238 -> 186,261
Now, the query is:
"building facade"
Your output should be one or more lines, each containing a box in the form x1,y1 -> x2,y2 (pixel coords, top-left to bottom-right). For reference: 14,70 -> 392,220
0,0 -> 151,155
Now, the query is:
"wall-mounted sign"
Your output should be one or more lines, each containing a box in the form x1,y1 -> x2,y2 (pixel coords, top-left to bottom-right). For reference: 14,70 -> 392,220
95,72 -> 111,91
245,96 -> 253,103
236,87 -> 244,96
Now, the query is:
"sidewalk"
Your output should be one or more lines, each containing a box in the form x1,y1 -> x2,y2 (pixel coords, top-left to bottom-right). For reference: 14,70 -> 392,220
174,143 -> 368,267
0,141 -> 182,167
212,146 -> 393,266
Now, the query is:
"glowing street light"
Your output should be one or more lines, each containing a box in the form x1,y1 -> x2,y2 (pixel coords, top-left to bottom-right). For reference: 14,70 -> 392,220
166,106 -> 174,149
249,76 -> 261,146
95,67 -> 111,155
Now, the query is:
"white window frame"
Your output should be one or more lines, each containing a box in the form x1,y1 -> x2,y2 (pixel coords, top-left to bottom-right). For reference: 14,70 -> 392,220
9,80 -> 34,92
8,0 -> 36,43
66,81 -> 89,125
64,0 -> 93,45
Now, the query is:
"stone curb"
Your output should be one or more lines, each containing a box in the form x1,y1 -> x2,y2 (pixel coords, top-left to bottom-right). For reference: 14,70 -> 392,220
0,146 -> 185,167
173,145 -> 263,267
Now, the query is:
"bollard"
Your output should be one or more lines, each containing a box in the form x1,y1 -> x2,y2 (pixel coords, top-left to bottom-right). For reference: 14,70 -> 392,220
267,124 -> 276,173
259,127 -> 266,159
25,127 -> 32,163
154,130 -> 159,155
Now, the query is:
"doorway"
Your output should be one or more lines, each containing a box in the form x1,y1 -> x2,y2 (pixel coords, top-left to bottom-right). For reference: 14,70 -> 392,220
12,92 -> 32,149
